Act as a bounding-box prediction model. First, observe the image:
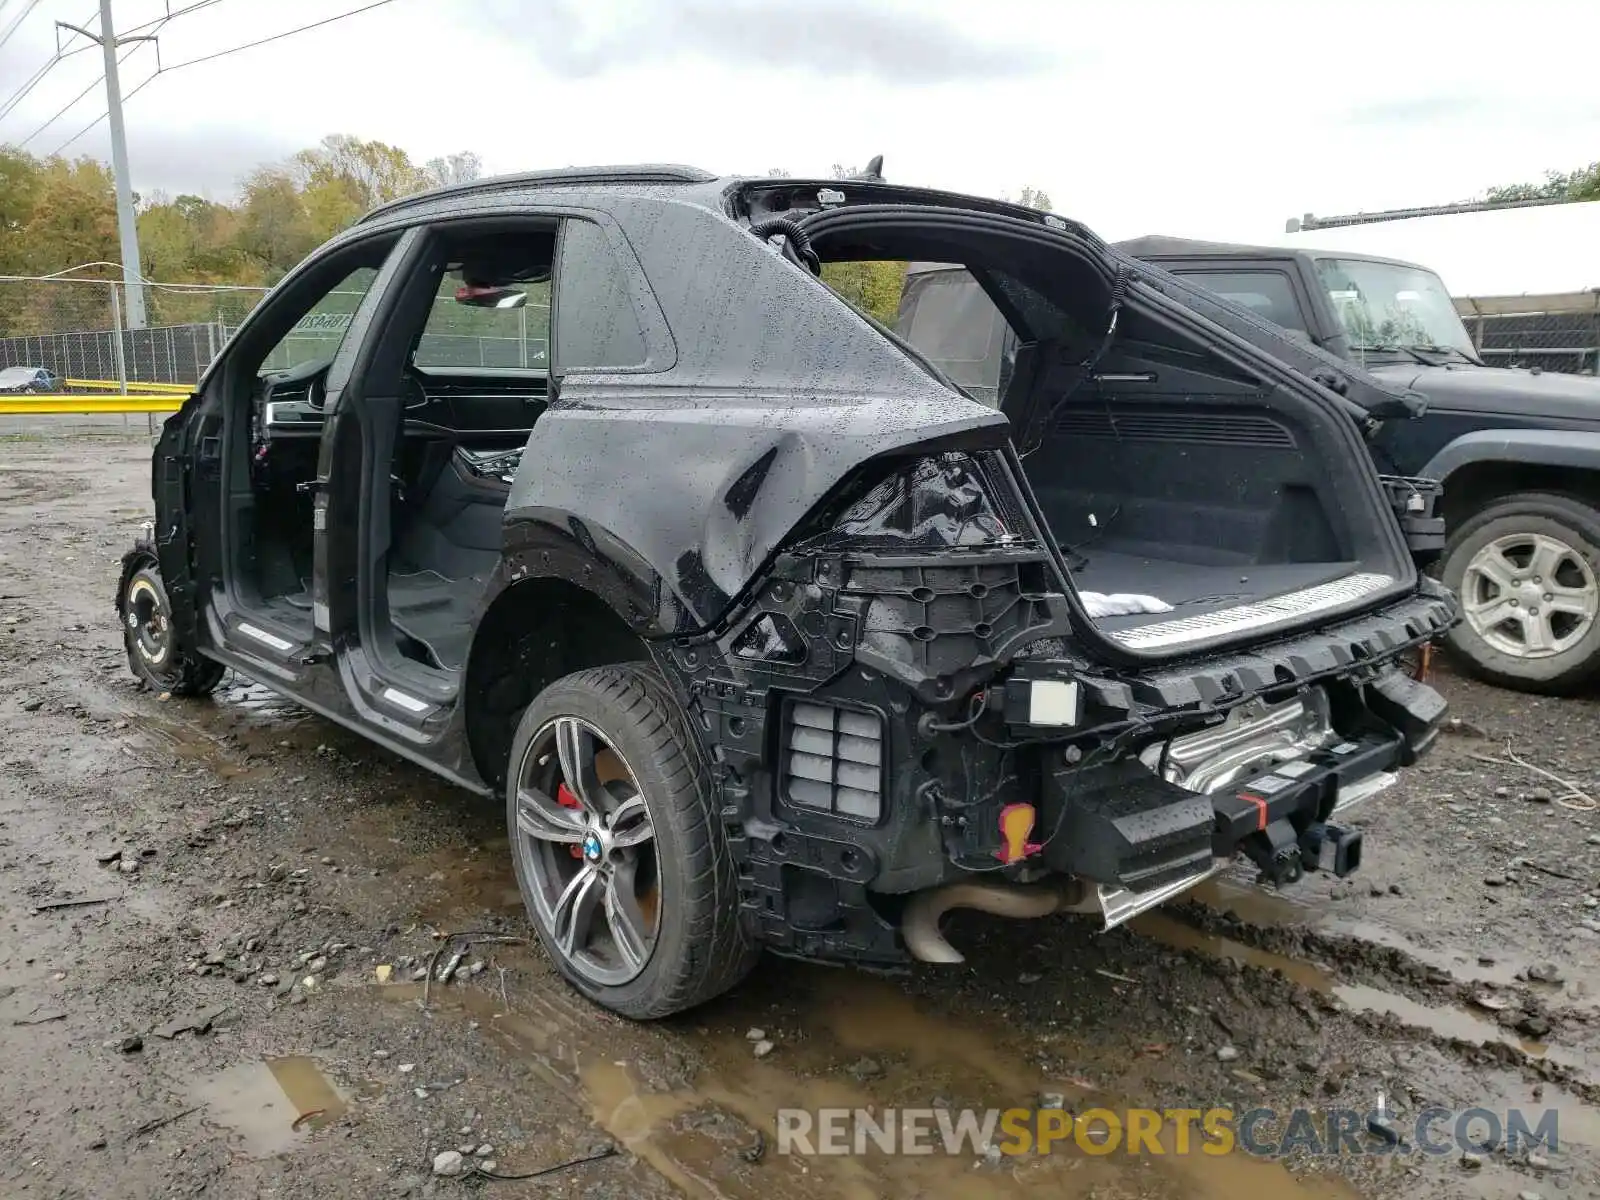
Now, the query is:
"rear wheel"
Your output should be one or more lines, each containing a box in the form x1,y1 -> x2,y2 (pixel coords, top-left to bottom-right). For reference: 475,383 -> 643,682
506,663 -> 757,1019
119,560 -> 225,696
1441,492 -> 1600,694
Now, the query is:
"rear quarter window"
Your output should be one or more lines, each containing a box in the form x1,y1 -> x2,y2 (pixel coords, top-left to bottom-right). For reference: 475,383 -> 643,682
1169,268 -> 1308,334
554,219 -> 649,371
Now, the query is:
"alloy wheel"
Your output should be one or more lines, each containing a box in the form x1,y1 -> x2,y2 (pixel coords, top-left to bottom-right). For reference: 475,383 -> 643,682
512,715 -> 660,986
1461,532 -> 1599,659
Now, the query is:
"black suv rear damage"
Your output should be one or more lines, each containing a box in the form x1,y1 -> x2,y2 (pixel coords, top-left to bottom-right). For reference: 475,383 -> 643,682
119,165 -> 1454,1019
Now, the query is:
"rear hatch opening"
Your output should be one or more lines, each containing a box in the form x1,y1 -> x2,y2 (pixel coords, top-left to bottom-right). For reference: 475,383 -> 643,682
837,238 -> 1416,662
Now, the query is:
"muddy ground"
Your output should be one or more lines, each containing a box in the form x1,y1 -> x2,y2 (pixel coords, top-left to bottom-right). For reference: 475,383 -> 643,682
1,433 -> 1597,1200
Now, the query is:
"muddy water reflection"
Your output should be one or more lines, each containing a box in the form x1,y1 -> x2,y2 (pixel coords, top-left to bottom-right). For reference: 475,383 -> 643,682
193,1056 -> 351,1157
376,974 -> 1358,1199
1133,912 -> 1587,1069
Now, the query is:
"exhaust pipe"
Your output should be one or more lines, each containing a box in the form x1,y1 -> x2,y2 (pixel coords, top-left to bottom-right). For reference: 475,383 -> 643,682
901,880 -> 1086,964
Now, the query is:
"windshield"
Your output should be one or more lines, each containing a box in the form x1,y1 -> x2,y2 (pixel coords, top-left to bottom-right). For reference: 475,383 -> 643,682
1314,257 -> 1474,357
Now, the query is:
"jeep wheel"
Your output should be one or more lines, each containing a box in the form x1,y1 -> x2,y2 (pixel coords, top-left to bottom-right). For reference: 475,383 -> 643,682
119,560 -> 225,696
506,663 -> 757,1019
1441,492 -> 1600,693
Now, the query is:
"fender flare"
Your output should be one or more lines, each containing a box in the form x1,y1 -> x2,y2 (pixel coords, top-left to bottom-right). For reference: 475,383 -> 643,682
1422,428 -> 1600,484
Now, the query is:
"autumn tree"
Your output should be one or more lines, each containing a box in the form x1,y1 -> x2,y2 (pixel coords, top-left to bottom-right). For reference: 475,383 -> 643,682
817,163 -> 908,325
426,152 -> 483,188
0,149 -> 120,334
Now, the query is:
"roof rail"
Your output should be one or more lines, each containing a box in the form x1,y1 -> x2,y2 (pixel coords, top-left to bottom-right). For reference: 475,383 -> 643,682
359,164 -> 718,224
1289,194 -> 1576,232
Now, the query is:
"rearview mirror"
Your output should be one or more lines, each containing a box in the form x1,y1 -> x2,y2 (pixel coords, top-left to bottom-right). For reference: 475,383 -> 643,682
455,284 -> 528,309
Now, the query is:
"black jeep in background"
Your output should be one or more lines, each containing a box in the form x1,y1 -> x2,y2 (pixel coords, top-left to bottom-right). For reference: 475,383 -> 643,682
901,239 -> 1600,694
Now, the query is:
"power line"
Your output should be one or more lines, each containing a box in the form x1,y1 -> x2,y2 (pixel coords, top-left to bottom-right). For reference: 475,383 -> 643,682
119,0 -> 225,37
0,0 -> 45,52
4,3 -> 221,143
15,2 -> 222,147
54,0 -> 401,153
20,30 -> 155,146
0,9 -> 97,127
161,0 -> 399,71
0,49 -> 61,121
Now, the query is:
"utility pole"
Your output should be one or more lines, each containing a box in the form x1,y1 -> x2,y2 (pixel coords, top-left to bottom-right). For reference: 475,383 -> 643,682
57,2 -> 156,329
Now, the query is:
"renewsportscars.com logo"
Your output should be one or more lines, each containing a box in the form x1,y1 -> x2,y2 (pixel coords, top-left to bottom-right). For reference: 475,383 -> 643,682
774,1103 -> 1560,1158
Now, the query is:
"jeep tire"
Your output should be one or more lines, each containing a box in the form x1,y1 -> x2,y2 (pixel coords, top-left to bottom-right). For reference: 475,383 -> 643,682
1441,492 -> 1600,694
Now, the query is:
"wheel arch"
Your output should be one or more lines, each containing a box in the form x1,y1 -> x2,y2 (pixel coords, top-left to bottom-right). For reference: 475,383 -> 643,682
1425,430 -> 1600,529
462,572 -> 658,794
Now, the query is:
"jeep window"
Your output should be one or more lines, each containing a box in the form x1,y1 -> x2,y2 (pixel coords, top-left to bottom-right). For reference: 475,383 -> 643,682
1166,269 -> 1308,334
258,267 -> 379,374
1313,257 -> 1475,357
414,269 -> 551,373
892,265 -> 1010,406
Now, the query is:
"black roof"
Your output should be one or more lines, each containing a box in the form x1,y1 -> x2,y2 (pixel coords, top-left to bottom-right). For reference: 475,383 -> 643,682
1114,234 -> 1428,273
360,164 -> 718,224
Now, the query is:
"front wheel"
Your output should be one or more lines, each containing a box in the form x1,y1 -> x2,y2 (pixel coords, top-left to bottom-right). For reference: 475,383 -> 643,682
505,663 -> 758,1019
119,558 -> 225,696
1441,492 -> 1600,694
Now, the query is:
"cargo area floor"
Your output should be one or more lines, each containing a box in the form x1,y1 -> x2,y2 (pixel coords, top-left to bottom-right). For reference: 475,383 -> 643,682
1069,549 -> 1362,634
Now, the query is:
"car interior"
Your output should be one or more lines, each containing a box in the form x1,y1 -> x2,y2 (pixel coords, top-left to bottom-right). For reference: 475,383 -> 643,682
811,223 -> 1402,644
236,226 -> 551,678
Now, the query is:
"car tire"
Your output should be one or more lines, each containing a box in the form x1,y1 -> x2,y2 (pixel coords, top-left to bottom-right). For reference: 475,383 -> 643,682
119,558 -> 226,696
505,662 -> 758,1019
1441,492 -> 1600,694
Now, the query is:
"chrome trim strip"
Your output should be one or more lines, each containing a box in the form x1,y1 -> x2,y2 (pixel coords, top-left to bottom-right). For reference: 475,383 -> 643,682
382,687 -> 430,714
1097,858 -> 1230,930
1332,770 -> 1398,816
1107,572 -> 1396,650
237,622 -> 293,652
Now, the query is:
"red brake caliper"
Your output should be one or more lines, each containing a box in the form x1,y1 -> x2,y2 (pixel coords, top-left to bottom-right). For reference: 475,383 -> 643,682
557,783 -> 585,858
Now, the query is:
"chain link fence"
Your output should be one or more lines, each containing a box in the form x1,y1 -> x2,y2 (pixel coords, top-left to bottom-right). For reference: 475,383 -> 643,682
0,276 -> 552,388
0,277 -> 265,388
1459,297 -> 1600,375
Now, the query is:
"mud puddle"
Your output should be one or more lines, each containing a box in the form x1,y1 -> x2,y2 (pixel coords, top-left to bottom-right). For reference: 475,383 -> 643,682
370,972 -> 1360,1199
1132,911 -> 1591,1077
1190,877 -> 1600,1000
193,1055 -> 362,1157
119,680 -> 341,781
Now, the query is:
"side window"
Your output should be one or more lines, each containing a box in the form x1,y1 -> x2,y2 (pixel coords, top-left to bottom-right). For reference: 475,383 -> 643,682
413,270 -> 551,372
258,267 -> 381,374
554,219 -> 648,371
892,265 -> 1010,406
1170,269 -> 1308,333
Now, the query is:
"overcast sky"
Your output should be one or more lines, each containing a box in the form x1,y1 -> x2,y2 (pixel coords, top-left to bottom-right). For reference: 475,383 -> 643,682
1,0 -> 1597,242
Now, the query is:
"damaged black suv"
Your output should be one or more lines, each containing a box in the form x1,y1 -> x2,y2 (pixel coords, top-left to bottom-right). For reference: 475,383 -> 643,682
118,166 -> 1455,1018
